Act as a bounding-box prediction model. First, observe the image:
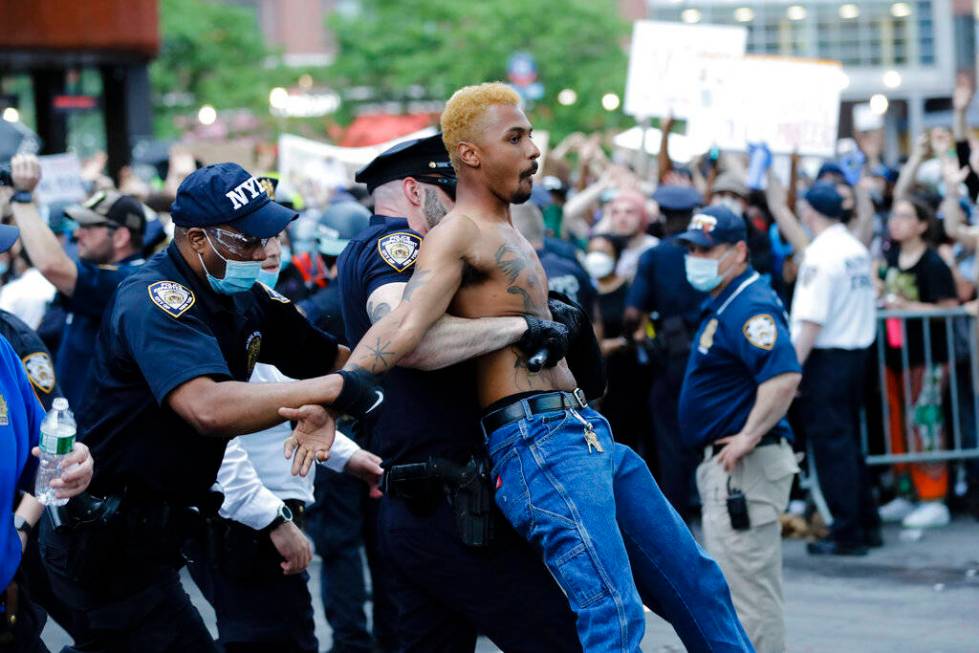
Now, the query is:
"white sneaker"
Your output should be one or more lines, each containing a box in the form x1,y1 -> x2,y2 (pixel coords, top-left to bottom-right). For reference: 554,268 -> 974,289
901,501 -> 950,529
879,497 -> 915,523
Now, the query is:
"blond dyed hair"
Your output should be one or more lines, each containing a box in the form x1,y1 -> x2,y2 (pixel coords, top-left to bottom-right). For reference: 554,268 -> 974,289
441,82 -> 521,171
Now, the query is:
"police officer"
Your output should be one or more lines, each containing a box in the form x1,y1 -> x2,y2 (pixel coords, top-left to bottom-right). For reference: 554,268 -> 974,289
337,134 -> 581,652
7,154 -> 148,407
38,163 -> 356,652
677,205 -> 802,653
790,182 -> 880,555
623,184 -> 704,518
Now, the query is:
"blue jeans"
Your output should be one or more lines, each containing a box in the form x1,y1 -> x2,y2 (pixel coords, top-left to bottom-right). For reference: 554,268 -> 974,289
485,403 -> 753,653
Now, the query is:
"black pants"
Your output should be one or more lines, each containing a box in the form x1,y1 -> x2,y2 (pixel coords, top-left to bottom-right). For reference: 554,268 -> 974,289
798,348 -> 881,544
377,495 -> 581,653
0,567 -> 50,653
183,520 -> 317,653
38,512 -> 218,653
649,376 -> 699,521
306,468 -> 373,653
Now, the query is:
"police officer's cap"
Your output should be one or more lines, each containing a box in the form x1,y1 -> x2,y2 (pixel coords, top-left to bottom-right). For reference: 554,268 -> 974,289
66,191 -> 147,234
652,185 -> 702,212
170,163 -> 298,238
804,182 -> 845,219
318,201 -> 371,256
676,205 -> 746,248
355,133 -> 455,195
0,224 -> 19,253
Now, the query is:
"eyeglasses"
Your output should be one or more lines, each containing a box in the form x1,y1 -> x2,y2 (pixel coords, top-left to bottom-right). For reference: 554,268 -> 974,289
207,227 -> 270,257
414,175 -> 457,201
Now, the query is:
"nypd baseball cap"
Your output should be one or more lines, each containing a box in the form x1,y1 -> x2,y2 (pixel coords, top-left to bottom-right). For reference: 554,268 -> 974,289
170,163 -> 298,238
676,205 -> 746,248
0,224 -> 19,253
804,182 -> 845,219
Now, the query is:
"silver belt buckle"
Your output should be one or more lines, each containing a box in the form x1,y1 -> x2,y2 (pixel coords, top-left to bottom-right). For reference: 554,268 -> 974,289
572,387 -> 587,408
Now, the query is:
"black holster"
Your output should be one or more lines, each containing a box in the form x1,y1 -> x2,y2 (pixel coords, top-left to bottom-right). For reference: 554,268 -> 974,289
383,456 -> 496,547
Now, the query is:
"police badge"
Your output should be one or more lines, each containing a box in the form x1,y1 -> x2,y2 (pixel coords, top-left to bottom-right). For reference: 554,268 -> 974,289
743,314 -> 777,350
23,352 -> 56,394
245,331 -> 262,375
377,232 -> 421,272
148,281 -> 196,318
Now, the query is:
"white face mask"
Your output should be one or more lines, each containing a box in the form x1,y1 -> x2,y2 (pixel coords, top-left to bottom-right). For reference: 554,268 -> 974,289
684,249 -> 733,292
584,251 -> 616,279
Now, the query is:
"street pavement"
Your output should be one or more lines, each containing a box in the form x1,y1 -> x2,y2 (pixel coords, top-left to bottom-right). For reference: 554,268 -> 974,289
42,517 -> 979,652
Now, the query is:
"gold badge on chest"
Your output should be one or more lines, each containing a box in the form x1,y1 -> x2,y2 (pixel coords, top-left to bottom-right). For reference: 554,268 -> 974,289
245,331 -> 262,376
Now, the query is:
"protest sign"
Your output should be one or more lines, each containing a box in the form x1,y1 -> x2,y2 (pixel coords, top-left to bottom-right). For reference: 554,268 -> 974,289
624,20 -> 747,119
35,153 -> 87,205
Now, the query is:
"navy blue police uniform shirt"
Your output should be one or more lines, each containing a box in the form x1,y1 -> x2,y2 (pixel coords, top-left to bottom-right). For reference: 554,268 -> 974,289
678,267 -> 801,449
0,335 -> 45,590
626,237 -> 705,325
79,243 -> 339,505
0,309 -> 62,411
337,216 -> 483,467
539,249 -> 597,313
56,254 -> 144,409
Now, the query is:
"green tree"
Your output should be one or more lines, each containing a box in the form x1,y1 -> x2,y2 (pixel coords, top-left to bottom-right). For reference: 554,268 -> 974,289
326,0 -> 631,139
150,0 -> 276,136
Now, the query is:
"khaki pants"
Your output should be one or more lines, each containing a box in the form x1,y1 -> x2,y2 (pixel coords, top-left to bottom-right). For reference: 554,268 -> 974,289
696,441 -> 799,653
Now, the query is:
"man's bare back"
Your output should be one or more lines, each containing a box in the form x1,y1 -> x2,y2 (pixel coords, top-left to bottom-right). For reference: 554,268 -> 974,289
439,212 -> 577,407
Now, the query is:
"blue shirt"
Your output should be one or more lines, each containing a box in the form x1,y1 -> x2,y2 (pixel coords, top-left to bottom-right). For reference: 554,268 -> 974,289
337,216 -> 482,467
626,237 -> 704,325
56,254 -> 144,408
0,335 -> 45,589
678,267 -> 801,448
79,243 -> 339,505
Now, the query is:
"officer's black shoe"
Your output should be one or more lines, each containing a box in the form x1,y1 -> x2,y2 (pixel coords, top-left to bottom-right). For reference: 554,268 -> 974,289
806,538 -> 869,556
862,528 -> 884,548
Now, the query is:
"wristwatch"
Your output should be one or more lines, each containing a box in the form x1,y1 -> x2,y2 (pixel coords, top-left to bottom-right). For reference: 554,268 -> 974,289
263,503 -> 293,533
13,514 -> 31,538
10,190 -> 33,204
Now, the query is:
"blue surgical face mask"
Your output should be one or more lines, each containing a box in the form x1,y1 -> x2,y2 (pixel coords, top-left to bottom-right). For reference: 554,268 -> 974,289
279,245 -> 292,271
0,260 -> 9,277
257,266 -> 281,289
685,249 -> 732,292
199,232 -> 262,294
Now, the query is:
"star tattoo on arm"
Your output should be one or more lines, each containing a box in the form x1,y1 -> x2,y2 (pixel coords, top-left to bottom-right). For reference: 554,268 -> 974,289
366,337 -> 396,373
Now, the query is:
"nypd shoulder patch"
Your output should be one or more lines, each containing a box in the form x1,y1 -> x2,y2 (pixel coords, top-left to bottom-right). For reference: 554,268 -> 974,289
377,232 -> 421,273
148,280 -> 195,318
22,352 -> 55,394
258,282 -> 291,303
743,314 -> 777,350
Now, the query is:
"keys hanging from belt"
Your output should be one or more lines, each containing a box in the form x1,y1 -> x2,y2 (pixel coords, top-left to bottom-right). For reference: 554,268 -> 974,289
570,408 -> 604,454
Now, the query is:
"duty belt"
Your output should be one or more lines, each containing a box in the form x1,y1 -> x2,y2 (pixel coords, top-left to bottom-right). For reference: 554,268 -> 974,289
707,432 -> 783,455
480,389 -> 588,433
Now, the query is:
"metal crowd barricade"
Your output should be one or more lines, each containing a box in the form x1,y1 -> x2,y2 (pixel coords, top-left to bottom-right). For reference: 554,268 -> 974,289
800,307 -> 979,528
864,307 -> 979,465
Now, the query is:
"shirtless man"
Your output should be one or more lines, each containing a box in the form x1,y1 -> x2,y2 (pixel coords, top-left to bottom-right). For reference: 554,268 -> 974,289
294,83 -> 752,653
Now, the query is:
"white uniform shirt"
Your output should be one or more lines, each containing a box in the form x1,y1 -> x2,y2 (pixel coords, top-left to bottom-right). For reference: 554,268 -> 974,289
217,363 -> 361,530
790,223 -> 876,350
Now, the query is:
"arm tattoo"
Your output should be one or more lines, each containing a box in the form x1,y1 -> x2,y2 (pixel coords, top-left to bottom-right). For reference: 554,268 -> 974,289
495,244 -> 528,284
367,300 -> 392,324
507,286 -> 534,312
402,269 -> 432,302
365,337 -> 396,373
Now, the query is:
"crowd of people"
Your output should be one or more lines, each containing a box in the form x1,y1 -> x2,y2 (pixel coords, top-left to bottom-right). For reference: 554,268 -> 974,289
0,76 -> 977,653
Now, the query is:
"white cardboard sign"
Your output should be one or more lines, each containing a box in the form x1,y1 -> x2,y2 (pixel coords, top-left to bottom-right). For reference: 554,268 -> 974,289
35,153 -> 87,205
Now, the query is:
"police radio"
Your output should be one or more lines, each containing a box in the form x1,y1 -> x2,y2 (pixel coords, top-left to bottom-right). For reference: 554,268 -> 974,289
726,476 -> 751,531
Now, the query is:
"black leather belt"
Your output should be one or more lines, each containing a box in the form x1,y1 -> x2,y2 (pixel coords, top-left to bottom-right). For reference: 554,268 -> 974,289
708,432 -> 783,453
481,389 -> 587,433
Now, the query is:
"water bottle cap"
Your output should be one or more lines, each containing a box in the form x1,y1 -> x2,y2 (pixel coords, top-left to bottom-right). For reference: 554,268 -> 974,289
52,397 -> 69,411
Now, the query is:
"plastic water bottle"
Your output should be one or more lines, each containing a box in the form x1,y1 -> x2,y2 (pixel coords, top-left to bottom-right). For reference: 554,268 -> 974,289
34,397 -> 76,506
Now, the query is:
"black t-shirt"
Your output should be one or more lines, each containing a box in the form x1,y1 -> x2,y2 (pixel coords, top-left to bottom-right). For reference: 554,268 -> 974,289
539,249 -> 597,314
81,244 -> 339,504
597,282 -> 629,340
882,247 -> 957,367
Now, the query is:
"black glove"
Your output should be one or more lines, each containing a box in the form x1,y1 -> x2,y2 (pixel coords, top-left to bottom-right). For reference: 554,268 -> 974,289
547,291 -> 607,400
332,368 -> 385,420
547,292 -> 588,341
517,316 -> 570,370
